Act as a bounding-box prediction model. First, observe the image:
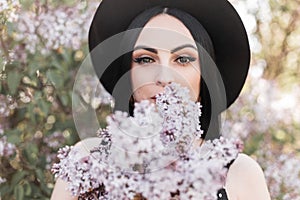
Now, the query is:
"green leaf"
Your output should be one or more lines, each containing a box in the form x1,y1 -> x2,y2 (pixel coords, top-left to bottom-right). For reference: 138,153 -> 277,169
19,0 -> 35,10
46,70 -> 63,89
40,181 -> 52,196
38,100 -> 50,117
11,171 -> 27,186
34,91 -> 42,100
14,185 -> 24,200
28,62 -> 41,76
15,107 -> 26,123
60,92 -> 69,106
29,183 -> 43,198
23,143 -> 39,165
7,71 -> 21,95
0,183 -> 12,196
35,169 -> 50,195
35,169 -> 45,182
27,103 -> 36,124
23,181 -> 32,196
6,129 -> 21,144
62,49 -> 72,64
51,59 -> 62,70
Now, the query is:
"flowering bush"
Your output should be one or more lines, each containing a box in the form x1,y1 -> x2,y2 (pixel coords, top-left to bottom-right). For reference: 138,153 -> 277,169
0,1 -> 99,199
0,0 -> 299,200
222,65 -> 300,199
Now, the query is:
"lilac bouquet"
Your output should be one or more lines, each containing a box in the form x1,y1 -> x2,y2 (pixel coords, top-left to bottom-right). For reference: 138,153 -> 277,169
52,83 -> 243,199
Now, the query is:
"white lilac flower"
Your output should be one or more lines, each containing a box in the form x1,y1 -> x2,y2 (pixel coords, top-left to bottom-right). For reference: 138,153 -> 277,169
0,177 -> 6,185
14,2 -> 99,55
261,153 -> 300,199
0,136 -> 16,157
0,94 -> 17,118
0,0 -> 20,23
43,131 -> 66,149
52,83 -> 243,199
221,68 -> 300,140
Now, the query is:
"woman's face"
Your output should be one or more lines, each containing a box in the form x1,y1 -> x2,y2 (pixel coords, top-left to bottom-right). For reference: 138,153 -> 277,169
131,14 -> 201,103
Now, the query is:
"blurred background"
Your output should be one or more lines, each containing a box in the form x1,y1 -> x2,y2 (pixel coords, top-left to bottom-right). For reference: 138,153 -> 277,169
0,0 -> 299,199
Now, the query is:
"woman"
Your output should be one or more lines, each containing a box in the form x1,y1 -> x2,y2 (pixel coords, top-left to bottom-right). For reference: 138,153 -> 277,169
51,0 -> 271,199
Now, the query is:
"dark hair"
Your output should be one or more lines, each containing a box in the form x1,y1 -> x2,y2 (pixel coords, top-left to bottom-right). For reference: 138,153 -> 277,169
101,6 -> 222,139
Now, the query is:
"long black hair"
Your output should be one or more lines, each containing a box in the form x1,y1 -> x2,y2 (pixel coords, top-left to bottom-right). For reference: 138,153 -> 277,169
100,6 -> 222,139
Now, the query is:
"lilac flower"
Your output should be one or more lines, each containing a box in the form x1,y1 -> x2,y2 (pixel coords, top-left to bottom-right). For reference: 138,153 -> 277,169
52,83 -> 243,199
259,153 -> 300,200
14,2 -> 98,55
0,136 -> 16,157
221,66 -> 300,140
43,131 -> 66,149
0,94 -> 17,118
0,177 -> 6,185
0,0 -> 20,23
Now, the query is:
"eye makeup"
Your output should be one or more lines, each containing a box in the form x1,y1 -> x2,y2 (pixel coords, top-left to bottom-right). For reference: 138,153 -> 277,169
175,56 -> 196,65
133,56 -> 155,64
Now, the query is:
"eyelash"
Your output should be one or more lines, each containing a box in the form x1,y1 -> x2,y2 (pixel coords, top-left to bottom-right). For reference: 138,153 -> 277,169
175,56 -> 196,65
133,57 -> 155,64
133,56 -> 196,65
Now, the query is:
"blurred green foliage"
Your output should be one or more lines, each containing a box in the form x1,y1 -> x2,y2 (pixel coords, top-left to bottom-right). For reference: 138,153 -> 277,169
0,1 -> 86,199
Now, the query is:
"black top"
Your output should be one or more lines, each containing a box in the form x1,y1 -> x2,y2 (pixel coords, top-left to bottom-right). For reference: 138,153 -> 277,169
216,158 -> 236,200
217,188 -> 229,200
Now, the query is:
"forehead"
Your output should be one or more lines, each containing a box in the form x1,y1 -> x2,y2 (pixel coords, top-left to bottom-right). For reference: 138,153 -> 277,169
134,14 -> 197,50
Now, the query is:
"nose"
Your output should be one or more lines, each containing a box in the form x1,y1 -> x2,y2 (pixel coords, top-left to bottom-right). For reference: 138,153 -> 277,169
155,65 -> 174,87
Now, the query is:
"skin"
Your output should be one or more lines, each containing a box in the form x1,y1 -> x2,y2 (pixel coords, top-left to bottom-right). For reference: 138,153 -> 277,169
51,14 -> 271,200
131,14 -> 201,103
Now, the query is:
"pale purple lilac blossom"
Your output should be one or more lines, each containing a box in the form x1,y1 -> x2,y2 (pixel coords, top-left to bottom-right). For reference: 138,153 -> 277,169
52,83 -> 243,199
221,65 -> 300,139
0,94 -> 17,134
0,136 -> 16,157
14,2 -> 98,55
42,131 -> 67,169
0,0 -> 20,23
258,152 -> 300,200
0,177 -> 6,185
221,65 -> 300,198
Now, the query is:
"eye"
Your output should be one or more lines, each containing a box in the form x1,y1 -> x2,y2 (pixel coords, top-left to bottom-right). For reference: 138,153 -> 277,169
133,57 -> 155,64
175,56 -> 196,65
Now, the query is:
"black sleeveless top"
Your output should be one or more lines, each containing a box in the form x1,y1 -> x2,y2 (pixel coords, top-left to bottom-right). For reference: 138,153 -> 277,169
217,188 -> 229,200
216,158 -> 236,200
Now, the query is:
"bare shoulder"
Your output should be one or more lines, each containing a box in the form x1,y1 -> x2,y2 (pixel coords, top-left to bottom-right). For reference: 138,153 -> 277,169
225,153 -> 271,200
50,137 -> 101,200
230,153 -> 262,174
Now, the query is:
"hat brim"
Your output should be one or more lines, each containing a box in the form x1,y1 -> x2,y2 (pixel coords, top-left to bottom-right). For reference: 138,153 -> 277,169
88,0 -> 250,109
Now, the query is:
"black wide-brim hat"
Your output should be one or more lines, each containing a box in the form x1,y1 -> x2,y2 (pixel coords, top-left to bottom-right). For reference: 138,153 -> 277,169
88,0 -> 250,110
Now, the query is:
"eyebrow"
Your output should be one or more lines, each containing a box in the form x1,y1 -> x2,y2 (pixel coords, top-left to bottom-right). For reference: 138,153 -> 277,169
133,45 -> 158,54
133,44 -> 197,54
170,44 -> 197,53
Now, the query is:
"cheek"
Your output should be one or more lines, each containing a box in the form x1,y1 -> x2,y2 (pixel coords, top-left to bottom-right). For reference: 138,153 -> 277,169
132,89 -> 143,102
131,66 -> 155,90
131,68 -> 153,102
176,68 -> 200,101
